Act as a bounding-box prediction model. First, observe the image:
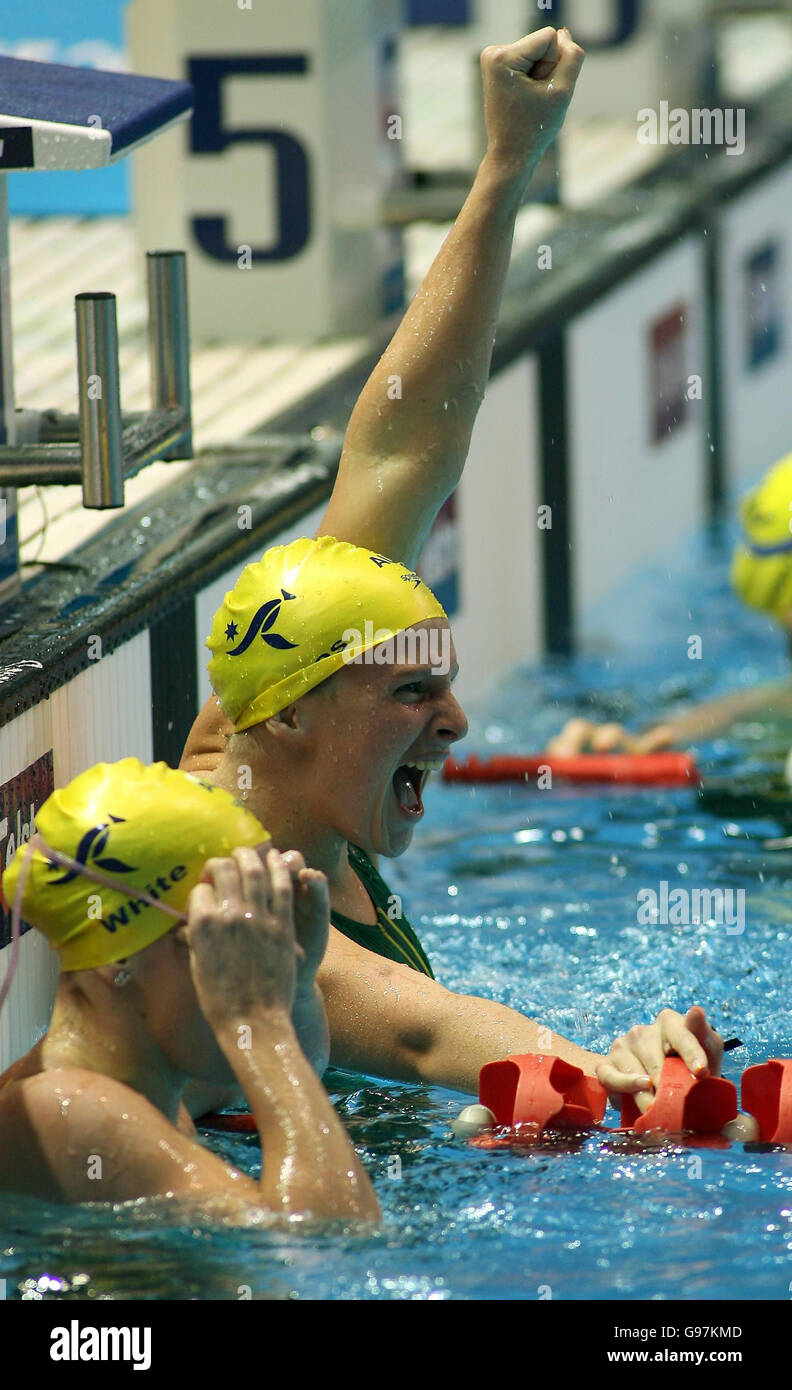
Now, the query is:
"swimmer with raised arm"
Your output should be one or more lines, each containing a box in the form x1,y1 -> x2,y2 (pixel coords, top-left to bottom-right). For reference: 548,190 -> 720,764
180,27 -> 724,1116
182,537 -> 725,1116
0,760 -> 379,1222
177,24 -> 722,1117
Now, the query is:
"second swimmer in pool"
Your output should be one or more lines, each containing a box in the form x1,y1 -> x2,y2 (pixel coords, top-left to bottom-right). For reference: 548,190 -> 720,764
0,760 -> 380,1223
547,454 -> 792,757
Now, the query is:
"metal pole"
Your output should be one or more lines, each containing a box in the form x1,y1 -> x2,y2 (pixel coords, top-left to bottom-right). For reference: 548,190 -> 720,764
75,292 -> 124,508
146,250 -> 192,459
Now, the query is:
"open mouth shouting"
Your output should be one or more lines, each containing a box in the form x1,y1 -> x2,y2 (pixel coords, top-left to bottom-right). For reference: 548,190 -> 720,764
391,755 -> 447,819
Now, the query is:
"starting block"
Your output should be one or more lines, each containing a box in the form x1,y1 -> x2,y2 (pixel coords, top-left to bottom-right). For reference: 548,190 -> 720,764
0,55 -> 194,601
0,55 -> 192,172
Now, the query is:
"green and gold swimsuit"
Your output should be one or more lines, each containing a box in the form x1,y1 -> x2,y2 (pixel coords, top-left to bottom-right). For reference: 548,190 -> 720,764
330,844 -> 434,978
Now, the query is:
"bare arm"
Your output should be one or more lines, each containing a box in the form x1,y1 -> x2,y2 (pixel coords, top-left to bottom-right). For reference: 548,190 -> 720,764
214,1007 -> 376,1219
662,678 -> 792,744
547,678 -> 792,756
2,1019 -> 376,1223
315,27 -> 585,570
182,981 -> 329,1121
186,849 -> 378,1220
0,1069 -> 263,1208
319,931 -> 725,1103
0,850 -> 380,1220
319,928 -> 599,1091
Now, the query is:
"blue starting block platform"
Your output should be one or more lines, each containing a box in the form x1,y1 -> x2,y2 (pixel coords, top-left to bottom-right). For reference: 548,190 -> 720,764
0,55 -> 193,171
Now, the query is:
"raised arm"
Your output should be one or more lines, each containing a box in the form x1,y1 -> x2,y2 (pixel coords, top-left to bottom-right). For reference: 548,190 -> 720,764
181,32 -> 585,762
316,26 -> 584,569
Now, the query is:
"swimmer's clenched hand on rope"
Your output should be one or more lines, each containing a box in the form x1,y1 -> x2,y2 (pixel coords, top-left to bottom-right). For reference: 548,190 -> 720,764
598,1006 -> 761,1141
597,1004 -> 725,1110
546,718 -> 675,757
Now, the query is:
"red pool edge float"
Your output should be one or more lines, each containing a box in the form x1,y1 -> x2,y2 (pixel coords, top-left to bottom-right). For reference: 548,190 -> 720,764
204,1056 -> 792,1145
200,1111 -> 257,1132
741,1058 -> 792,1142
470,1053 -> 739,1144
620,1056 -> 737,1134
479,1053 -> 608,1132
442,752 -> 700,787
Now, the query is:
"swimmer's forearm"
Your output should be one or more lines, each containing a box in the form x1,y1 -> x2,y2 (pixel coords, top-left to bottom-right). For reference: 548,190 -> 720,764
292,982 -> 331,1076
350,150 -> 533,450
217,1010 -> 380,1221
658,679 -> 792,744
417,993 -> 600,1091
322,948 -> 599,1092
329,153 -> 535,564
182,986 -> 329,1121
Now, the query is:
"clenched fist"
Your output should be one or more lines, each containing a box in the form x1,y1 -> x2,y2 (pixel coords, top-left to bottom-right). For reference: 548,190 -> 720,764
480,26 -> 585,176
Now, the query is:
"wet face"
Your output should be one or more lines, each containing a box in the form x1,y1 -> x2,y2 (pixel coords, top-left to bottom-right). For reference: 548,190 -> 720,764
295,618 -> 468,858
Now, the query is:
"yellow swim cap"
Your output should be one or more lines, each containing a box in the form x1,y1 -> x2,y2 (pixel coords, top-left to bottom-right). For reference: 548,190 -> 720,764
207,535 -> 447,732
732,454 -> 792,622
1,758 -> 270,972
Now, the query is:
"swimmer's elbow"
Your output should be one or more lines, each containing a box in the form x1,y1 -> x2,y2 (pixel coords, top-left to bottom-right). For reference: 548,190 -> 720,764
393,978 -> 456,1076
395,1021 -> 437,1062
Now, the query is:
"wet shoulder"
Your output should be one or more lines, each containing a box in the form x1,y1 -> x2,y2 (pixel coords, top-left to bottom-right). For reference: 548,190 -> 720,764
0,1068 -> 159,1201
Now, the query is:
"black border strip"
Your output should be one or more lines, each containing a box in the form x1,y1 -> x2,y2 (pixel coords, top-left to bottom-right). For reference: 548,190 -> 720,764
538,330 -> 571,656
149,594 -> 197,765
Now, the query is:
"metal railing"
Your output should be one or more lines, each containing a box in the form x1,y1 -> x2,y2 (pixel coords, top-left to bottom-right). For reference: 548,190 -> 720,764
0,250 -> 192,504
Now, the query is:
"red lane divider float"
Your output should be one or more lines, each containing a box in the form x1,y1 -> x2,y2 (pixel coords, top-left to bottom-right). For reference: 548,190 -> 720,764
442,753 -> 700,787
741,1059 -> 792,1143
479,1052 -> 607,1131
203,1058 -> 792,1146
200,1112 -> 257,1133
464,1053 -> 739,1146
619,1057 -> 737,1134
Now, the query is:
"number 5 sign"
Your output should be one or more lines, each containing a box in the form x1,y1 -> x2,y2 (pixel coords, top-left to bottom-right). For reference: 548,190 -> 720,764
127,0 -> 405,343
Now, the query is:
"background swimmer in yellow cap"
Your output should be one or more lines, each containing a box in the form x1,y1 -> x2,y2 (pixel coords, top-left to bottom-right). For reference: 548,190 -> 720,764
547,452 -> 792,756
180,27 -> 723,1119
0,759 -> 379,1221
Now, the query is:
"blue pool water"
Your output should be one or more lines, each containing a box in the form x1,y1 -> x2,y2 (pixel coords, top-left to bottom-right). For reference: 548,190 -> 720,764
3,521 -> 792,1300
